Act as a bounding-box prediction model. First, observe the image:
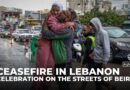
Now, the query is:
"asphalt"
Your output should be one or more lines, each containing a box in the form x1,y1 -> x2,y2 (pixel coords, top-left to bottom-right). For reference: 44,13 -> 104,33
0,38 -> 130,90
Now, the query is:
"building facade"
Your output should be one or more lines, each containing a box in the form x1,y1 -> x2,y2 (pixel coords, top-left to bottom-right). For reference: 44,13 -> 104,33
128,0 -> 130,15
68,0 -> 111,15
112,0 -> 130,15
0,6 -> 7,20
68,0 -> 95,15
98,0 -> 111,12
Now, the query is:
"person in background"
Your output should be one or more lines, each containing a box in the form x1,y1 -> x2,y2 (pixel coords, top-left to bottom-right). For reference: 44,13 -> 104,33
9,27 -> 14,44
68,8 -> 82,37
68,9 -> 85,62
82,24 -> 95,68
80,24 -> 95,90
89,17 -> 116,90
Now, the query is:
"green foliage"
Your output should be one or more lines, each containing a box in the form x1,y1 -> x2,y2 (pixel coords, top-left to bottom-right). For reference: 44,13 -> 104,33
79,10 -> 125,26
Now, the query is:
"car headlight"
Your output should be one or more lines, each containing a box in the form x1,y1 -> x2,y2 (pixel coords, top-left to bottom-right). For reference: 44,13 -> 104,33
5,33 -> 8,35
20,35 -> 24,37
127,54 -> 130,61
117,42 -> 126,47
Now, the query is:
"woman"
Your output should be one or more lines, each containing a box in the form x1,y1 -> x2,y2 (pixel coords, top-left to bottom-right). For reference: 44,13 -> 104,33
37,3 -> 74,69
33,3 -> 64,90
41,10 -> 78,90
33,3 -> 74,90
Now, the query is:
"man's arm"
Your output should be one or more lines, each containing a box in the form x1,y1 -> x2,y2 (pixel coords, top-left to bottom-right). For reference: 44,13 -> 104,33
102,31 -> 110,65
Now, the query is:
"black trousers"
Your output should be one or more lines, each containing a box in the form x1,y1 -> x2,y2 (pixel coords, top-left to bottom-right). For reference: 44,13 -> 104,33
94,62 -> 110,90
55,63 -> 71,90
81,62 -> 115,90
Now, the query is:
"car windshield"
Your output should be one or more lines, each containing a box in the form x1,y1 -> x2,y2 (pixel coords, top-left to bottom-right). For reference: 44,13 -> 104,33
122,24 -> 130,29
104,27 -> 130,38
33,29 -> 41,31
33,27 -> 42,31
19,30 -> 30,33
4,29 -> 9,31
34,27 -> 42,30
0,28 -> 3,30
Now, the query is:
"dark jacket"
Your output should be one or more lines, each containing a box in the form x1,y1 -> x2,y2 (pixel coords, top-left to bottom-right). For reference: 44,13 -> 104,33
82,32 -> 95,65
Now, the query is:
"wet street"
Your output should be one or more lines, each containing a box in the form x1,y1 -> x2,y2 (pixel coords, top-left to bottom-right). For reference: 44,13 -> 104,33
0,38 -> 130,90
0,38 -> 33,90
0,38 -> 33,68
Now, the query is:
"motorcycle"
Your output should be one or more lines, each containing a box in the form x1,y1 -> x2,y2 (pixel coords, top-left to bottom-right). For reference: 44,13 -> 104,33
72,38 -> 82,63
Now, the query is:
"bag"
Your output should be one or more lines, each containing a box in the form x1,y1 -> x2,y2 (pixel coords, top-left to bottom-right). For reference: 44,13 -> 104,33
30,36 -> 39,63
52,40 -> 67,65
25,48 -> 32,60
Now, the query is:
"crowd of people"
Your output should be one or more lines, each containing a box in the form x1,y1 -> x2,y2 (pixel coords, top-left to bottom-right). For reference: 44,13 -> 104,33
30,2 -> 116,90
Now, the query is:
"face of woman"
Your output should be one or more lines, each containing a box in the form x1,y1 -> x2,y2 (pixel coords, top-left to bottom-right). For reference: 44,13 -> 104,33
59,10 -> 71,22
59,12 -> 66,20
51,6 -> 60,16
56,10 -> 72,23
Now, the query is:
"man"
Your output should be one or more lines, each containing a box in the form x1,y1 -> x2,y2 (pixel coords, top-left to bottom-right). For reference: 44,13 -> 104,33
82,24 -> 95,68
90,17 -> 110,68
81,24 -> 95,90
89,17 -> 115,90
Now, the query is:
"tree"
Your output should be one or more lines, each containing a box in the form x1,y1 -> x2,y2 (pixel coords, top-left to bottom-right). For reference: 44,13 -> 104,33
79,10 -> 125,26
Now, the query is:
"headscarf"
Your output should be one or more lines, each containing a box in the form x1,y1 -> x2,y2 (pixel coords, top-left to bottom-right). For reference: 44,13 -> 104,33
42,2 -> 63,29
52,2 -> 63,11
90,17 -> 104,32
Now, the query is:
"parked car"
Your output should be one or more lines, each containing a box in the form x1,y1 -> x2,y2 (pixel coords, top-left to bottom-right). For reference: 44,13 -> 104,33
1,29 -> 10,38
12,29 -> 33,42
104,27 -> 130,62
31,25 -> 42,37
0,26 -> 4,38
122,20 -> 130,34
0,25 -> 11,38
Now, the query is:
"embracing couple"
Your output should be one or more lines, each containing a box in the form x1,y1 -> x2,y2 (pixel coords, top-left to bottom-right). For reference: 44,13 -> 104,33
32,2 -> 78,90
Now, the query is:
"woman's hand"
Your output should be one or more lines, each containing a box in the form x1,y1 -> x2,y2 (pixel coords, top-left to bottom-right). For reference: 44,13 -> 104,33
66,22 -> 75,27
66,22 -> 75,31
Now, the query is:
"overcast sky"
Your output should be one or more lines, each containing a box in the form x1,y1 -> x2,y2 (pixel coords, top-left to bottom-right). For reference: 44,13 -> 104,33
0,0 -> 67,11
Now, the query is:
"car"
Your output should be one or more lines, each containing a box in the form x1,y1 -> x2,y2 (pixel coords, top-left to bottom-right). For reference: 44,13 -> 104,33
122,20 -> 130,34
12,29 -> 33,42
1,29 -> 10,38
0,26 -> 10,38
104,26 -> 130,62
0,26 -> 4,38
31,25 -> 42,37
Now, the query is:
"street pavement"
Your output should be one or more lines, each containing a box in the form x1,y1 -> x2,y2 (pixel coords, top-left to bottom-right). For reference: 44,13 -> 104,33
0,38 -> 33,90
0,38 -> 130,90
